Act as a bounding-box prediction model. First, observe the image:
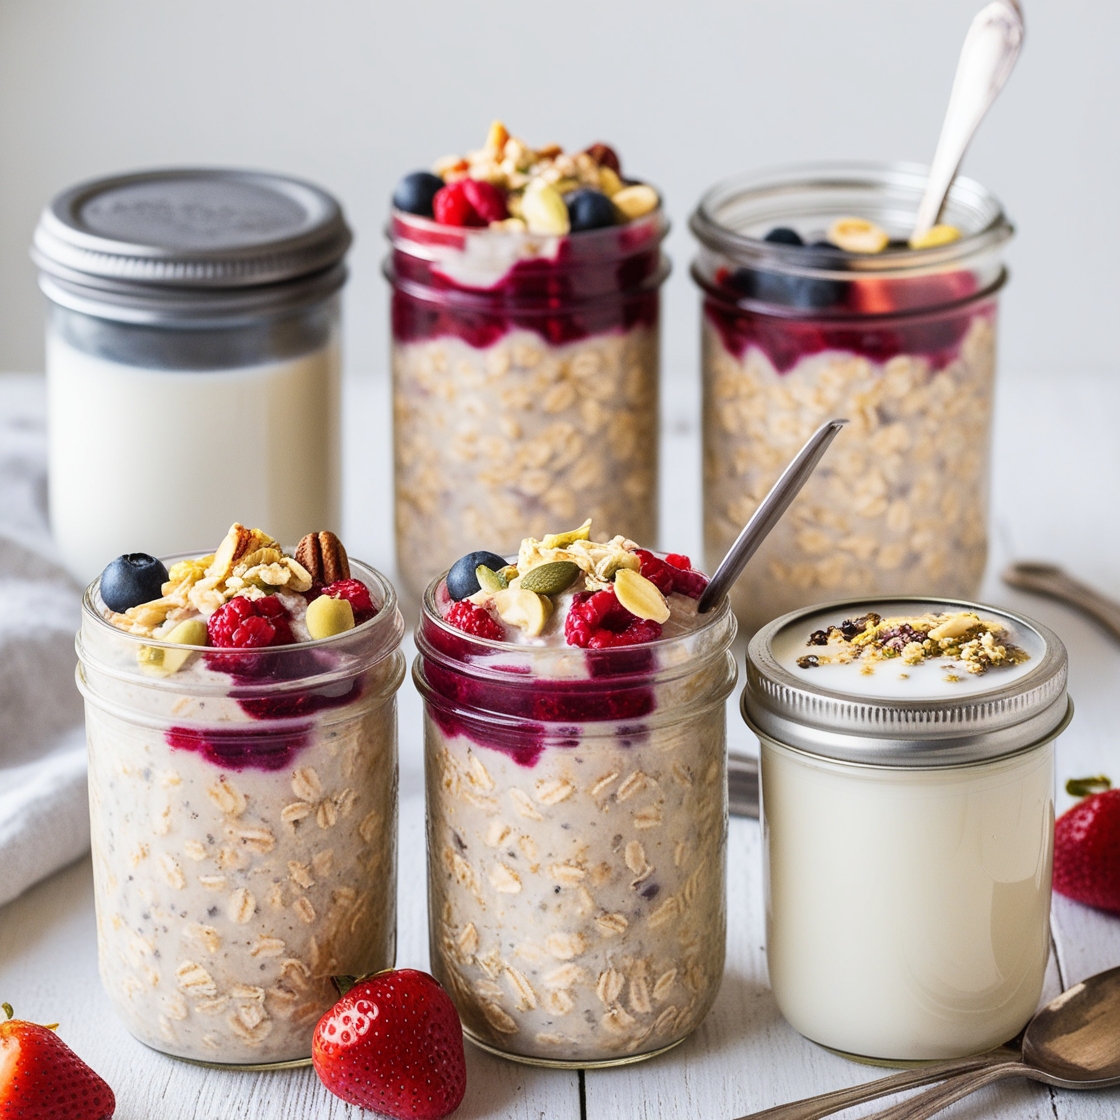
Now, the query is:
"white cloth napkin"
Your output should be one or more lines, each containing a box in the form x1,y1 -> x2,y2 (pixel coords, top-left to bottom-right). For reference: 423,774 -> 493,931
0,375 -> 89,908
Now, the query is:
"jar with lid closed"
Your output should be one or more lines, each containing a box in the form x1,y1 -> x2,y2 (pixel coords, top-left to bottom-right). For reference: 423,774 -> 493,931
33,169 -> 352,584
743,597 -> 1069,1061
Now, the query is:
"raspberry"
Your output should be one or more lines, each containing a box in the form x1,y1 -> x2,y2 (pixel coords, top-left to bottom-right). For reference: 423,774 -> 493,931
564,589 -> 662,649
207,594 -> 294,648
445,600 -> 504,641
433,181 -> 487,227
635,549 -> 709,600
461,179 -> 508,224
320,579 -> 377,624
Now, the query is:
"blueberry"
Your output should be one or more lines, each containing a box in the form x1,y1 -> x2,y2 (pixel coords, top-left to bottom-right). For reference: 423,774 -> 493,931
763,226 -> 803,246
730,267 -> 843,311
392,171 -> 445,218
565,189 -> 617,232
99,553 -> 169,612
447,550 -> 509,601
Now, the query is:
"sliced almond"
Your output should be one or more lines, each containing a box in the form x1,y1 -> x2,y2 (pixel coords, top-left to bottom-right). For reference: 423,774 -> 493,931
613,568 -> 670,623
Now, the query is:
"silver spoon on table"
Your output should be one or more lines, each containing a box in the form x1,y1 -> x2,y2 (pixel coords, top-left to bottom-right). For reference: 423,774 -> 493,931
736,965 -> 1120,1120
705,418 -> 848,818
1003,561 -> 1120,644
910,0 -> 1024,243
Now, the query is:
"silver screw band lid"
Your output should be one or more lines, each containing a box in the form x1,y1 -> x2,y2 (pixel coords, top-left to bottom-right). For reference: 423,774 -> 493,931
743,596 -> 1069,767
31,168 -> 352,321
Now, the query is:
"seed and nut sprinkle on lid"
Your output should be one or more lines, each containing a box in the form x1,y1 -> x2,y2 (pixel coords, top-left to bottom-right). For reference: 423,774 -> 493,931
797,609 -> 1030,676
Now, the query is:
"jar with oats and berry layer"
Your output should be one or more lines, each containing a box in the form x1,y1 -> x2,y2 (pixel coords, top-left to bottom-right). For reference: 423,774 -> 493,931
691,162 -> 1014,635
413,525 -> 736,1067
76,532 -> 404,1068
385,123 -> 669,602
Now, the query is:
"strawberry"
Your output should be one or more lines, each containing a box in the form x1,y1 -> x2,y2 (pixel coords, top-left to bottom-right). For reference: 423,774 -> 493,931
312,969 -> 466,1120
0,1004 -> 115,1119
1053,776 -> 1120,915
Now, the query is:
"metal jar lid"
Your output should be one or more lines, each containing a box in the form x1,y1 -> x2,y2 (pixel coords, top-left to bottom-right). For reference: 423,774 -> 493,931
743,596 -> 1070,767
31,168 -> 352,324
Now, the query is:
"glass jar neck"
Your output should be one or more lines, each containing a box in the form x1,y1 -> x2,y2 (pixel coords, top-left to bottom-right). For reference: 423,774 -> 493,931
690,161 -> 1012,320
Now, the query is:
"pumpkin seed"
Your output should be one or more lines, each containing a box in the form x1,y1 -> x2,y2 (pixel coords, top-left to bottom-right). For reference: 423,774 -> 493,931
476,565 -> 508,593
520,560 -> 582,596
614,568 -> 670,623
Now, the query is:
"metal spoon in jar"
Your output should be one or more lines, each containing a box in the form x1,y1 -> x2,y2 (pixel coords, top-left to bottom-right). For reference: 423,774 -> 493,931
910,0 -> 1025,242
736,965 -> 1120,1120
697,418 -> 847,615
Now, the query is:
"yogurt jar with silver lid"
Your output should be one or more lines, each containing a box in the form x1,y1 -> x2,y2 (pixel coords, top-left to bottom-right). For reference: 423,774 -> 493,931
32,169 -> 352,584
743,596 -> 1070,1062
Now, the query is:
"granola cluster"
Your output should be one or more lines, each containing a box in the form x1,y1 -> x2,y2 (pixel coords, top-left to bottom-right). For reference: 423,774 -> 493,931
106,524 -> 314,639
703,314 -> 996,634
414,121 -> 658,234
796,609 -> 1030,676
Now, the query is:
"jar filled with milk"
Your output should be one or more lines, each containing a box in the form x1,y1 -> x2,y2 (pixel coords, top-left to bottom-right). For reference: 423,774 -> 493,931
32,169 -> 351,583
743,597 -> 1070,1062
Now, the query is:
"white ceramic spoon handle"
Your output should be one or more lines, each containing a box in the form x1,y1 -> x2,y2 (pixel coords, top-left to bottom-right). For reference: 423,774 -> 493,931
911,0 -> 1024,241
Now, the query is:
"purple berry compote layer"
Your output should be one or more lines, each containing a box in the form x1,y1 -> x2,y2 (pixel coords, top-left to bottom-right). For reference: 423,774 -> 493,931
76,524 -> 405,1065
414,522 -> 737,1065
386,122 -> 669,601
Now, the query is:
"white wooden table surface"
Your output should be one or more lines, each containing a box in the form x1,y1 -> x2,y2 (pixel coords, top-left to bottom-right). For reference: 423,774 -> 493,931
1,368 -> 1119,1120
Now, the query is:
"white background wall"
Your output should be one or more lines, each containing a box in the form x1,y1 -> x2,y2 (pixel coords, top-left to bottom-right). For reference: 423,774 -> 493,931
1,0 -> 1116,382
1,0 -> 1115,568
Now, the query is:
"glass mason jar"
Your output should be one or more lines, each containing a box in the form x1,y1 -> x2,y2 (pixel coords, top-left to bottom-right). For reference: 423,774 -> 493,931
32,169 -> 351,585
76,558 -> 405,1068
744,597 -> 1069,1062
386,210 -> 669,602
691,163 -> 1014,635
414,576 -> 737,1067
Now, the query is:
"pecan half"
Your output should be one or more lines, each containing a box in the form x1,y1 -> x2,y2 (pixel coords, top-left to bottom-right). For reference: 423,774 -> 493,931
295,532 -> 350,584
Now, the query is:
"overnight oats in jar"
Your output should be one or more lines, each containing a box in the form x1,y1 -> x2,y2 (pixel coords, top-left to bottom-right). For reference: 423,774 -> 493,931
76,524 -> 405,1066
386,123 -> 669,601
691,163 -> 1014,634
744,598 -> 1069,1061
414,521 -> 737,1066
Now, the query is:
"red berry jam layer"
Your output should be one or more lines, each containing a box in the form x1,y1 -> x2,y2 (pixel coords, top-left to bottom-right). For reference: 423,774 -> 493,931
388,211 -> 667,348
700,267 -> 998,374
415,524 -> 712,766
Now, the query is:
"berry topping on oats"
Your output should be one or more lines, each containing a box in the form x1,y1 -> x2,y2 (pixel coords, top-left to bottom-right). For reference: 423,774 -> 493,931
395,120 -> 658,233
439,519 -> 708,648
98,523 -> 377,672
796,610 -> 1030,676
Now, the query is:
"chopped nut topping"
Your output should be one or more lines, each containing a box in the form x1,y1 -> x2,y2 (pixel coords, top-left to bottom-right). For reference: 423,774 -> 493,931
797,610 -> 1029,676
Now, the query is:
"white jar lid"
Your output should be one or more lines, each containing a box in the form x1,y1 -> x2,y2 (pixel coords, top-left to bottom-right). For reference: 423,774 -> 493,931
743,597 -> 1069,767
31,168 -> 351,322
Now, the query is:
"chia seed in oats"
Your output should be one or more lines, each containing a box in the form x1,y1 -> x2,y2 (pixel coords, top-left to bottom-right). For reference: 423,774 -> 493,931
78,527 -> 405,1065
415,523 -> 737,1065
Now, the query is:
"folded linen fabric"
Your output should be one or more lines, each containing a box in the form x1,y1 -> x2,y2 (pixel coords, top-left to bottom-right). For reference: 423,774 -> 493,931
0,375 -> 89,907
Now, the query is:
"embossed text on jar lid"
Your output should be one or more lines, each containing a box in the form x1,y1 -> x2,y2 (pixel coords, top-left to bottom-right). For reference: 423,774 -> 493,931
743,596 -> 1070,767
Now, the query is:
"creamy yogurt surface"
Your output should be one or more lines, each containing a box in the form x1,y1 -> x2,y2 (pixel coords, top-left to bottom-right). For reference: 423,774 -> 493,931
771,599 -> 1044,699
